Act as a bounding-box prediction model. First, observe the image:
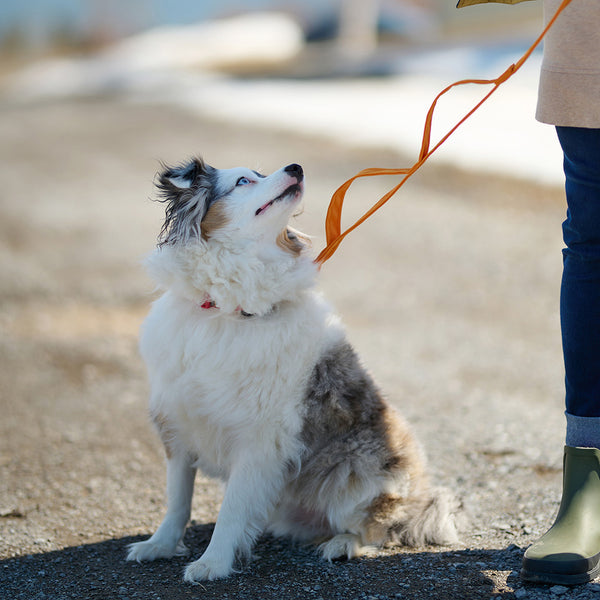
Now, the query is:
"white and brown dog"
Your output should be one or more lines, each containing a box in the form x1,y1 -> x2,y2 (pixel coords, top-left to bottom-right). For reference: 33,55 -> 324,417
127,159 -> 458,582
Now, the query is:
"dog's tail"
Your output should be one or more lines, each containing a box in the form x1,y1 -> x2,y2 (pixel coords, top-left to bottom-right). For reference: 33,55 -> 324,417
389,487 -> 461,547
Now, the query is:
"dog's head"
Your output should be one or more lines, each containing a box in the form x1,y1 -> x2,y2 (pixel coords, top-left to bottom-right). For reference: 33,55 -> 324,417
147,158 -> 316,315
156,158 -> 306,254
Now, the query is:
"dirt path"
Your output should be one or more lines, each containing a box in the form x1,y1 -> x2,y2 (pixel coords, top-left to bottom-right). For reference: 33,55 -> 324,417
1,97 -> 596,599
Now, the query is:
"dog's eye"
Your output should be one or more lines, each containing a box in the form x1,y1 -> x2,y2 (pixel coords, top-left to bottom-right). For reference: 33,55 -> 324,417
236,177 -> 251,186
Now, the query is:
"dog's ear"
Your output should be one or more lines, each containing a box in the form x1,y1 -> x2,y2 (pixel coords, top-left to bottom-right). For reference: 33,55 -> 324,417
155,158 -> 217,245
158,159 -> 201,192
277,227 -> 311,256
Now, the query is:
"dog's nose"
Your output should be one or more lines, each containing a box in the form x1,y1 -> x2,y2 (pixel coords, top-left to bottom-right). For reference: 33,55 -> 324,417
284,163 -> 303,182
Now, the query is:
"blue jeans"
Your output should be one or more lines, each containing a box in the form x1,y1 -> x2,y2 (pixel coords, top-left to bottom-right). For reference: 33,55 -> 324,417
557,126 -> 600,417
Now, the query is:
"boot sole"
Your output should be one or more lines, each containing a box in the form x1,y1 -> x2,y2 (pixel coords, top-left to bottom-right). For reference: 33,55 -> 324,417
521,555 -> 600,586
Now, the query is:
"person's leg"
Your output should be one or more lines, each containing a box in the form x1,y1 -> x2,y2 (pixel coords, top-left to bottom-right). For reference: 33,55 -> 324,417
559,125 -> 600,427
522,126 -> 600,584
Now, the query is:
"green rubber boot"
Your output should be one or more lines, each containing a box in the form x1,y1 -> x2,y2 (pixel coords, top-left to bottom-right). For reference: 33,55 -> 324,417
521,446 -> 600,585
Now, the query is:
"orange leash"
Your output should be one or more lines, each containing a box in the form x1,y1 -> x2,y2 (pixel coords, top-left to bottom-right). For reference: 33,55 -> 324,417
315,0 -> 573,267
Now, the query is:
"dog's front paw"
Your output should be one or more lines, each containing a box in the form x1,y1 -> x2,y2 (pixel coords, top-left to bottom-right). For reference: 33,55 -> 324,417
184,555 -> 233,583
318,533 -> 362,561
127,539 -> 189,562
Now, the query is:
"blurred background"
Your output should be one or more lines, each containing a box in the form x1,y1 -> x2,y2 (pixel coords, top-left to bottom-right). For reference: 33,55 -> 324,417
0,0 -> 541,53
0,0 -> 559,182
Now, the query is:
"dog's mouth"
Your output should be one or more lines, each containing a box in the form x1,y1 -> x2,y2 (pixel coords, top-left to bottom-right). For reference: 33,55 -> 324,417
255,183 -> 303,216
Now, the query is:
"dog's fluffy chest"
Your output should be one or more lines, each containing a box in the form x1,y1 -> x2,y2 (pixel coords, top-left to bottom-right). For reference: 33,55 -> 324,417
140,290 -> 341,477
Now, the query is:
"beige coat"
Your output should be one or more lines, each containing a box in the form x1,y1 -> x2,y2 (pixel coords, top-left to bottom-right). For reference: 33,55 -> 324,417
537,0 -> 600,127
458,0 -> 600,127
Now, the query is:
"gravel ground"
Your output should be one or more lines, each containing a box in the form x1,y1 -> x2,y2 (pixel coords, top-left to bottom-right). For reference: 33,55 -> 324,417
1,96 -> 598,599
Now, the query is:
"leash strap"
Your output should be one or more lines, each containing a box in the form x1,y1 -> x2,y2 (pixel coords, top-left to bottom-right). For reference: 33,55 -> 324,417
315,0 -> 573,266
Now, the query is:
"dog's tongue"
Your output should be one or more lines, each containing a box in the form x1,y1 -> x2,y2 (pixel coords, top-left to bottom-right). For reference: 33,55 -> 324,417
255,199 -> 274,216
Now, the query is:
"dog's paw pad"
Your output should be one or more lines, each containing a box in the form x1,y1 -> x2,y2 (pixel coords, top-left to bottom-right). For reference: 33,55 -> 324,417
184,557 -> 232,582
318,534 -> 362,562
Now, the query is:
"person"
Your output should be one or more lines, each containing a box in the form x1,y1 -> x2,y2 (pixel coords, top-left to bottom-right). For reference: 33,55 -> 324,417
458,0 -> 600,585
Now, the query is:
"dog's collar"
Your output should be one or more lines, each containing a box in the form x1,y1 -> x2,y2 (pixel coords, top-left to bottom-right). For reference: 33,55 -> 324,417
198,297 -> 255,318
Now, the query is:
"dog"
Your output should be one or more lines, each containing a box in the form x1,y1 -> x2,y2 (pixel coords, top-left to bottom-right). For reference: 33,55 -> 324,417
126,158 -> 458,582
